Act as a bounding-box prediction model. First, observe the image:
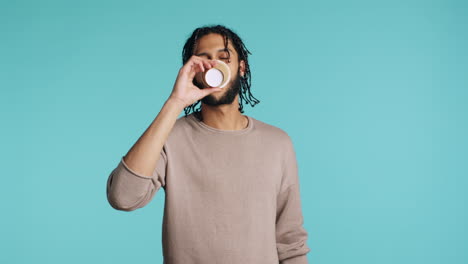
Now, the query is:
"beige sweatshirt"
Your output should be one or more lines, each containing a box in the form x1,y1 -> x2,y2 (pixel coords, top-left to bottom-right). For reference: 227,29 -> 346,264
106,112 -> 311,264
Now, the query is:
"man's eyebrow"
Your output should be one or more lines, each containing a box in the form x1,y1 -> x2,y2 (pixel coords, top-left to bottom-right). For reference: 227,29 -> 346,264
195,48 -> 232,56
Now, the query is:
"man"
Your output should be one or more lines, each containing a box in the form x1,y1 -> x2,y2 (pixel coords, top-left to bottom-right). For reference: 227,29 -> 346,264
106,24 -> 311,264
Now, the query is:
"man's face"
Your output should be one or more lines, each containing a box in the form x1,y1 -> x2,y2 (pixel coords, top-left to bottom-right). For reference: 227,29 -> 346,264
193,33 -> 245,106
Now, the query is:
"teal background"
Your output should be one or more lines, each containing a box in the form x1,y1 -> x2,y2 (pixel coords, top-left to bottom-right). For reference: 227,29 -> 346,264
1,0 -> 467,263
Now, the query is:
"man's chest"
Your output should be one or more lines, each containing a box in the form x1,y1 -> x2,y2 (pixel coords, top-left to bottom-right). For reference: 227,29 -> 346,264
167,135 -> 284,195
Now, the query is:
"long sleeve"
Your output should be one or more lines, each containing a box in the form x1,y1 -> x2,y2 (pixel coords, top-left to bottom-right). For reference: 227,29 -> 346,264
276,135 -> 311,264
106,146 -> 167,211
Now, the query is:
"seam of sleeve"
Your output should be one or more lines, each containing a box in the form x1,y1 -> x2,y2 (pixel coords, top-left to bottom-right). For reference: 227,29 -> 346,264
155,146 -> 168,183
280,134 -> 294,195
279,136 -> 289,195
155,149 -> 167,182
280,158 -> 286,192
279,183 -> 296,196
120,156 -> 154,180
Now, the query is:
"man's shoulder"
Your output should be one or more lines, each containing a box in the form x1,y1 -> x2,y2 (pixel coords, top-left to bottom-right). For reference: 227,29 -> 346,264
169,114 -> 194,135
250,116 -> 292,143
174,114 -> 192,127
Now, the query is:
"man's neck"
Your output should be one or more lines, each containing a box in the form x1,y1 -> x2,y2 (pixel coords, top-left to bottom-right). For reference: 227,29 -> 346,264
198,104 -> 248,131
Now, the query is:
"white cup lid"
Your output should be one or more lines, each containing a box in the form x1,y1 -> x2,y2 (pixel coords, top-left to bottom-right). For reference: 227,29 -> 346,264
205,68 -> 224,87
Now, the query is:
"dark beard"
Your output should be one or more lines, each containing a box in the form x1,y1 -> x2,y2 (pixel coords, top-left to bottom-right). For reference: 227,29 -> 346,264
193,73 -> 242,106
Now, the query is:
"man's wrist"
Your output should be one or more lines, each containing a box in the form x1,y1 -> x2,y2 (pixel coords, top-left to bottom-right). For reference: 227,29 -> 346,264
166,96 -> 186,111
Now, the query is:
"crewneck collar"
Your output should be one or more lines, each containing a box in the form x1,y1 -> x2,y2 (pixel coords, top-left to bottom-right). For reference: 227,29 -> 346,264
187,112 -> 254,135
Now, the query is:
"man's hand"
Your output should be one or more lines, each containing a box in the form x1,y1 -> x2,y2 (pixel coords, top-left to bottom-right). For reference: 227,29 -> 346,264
168,55 -> 222,108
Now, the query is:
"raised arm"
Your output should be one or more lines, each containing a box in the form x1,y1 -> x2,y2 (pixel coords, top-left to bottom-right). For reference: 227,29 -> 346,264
106,56 -> 223,211
106,98 -> 184,211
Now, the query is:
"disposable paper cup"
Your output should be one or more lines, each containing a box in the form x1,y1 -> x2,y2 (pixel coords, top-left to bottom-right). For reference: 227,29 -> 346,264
195,59 -> 231,88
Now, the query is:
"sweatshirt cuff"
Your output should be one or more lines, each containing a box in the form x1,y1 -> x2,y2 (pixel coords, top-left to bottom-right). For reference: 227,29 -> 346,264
120,156 -> 153,179
280,254 -> 308,264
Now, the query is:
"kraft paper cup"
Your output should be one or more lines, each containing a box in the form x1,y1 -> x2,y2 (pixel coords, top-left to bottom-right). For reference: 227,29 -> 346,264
195,59 -> 231,88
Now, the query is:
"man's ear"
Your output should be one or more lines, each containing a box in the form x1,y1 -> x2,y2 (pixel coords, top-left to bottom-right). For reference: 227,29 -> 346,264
239,60 -> 246,77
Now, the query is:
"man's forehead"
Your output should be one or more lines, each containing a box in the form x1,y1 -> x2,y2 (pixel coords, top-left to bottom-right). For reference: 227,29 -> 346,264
194,34 -> 236,54
195,47 -> 235,57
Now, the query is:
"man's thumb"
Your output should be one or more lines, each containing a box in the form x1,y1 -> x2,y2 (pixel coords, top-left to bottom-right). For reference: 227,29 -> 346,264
203,87 -> 222,95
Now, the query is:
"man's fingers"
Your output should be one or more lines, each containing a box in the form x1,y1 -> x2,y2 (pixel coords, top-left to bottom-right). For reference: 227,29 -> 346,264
183,61 -> 201,80
181,56 -> 217,81
196,61 -> 205,72
188,56 -> 215,73
202,87 -> 222,96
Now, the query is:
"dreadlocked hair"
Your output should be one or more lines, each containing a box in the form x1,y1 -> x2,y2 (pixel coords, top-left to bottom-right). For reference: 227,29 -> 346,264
181,24 -> 260,121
